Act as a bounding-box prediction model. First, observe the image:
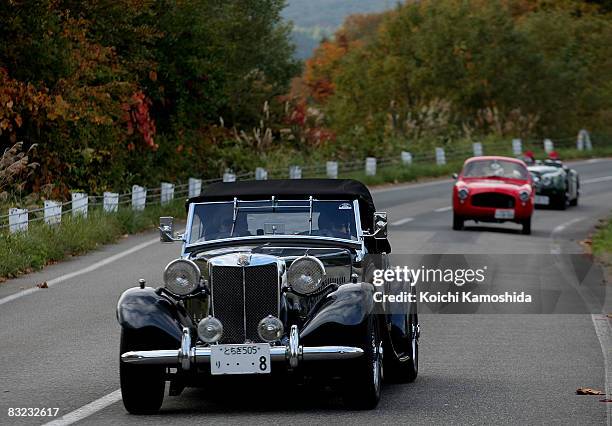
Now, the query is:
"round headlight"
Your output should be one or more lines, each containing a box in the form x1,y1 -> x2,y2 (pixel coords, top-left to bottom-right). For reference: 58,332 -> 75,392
258,316 -> 284,342
542,176 -> 552,186
458,187 -> 469,200
163,259 -> 201,296
198,316 -> 223,343
288,255 -> 326,295
519,190 -> 530,202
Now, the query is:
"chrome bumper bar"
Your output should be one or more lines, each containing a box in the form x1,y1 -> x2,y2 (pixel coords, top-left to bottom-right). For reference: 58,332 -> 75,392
121,325 -> 363,370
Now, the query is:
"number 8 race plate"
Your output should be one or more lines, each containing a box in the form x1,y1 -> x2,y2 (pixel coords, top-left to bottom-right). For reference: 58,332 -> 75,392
210,344 -> 271,375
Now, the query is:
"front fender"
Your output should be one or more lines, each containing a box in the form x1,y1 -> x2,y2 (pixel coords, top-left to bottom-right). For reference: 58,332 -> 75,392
117,287 -> 190,347
300,283 -> 375,347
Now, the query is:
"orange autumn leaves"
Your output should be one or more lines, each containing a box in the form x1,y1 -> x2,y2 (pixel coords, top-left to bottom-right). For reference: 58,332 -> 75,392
301,12 -> 386,103
304,37 -> 350,103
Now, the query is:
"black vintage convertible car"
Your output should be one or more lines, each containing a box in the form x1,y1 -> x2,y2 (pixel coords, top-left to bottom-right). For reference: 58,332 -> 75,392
117,179 -> 419,413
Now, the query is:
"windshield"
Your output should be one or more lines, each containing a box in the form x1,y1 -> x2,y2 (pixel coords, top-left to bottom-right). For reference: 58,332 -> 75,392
188,200 -> 358,244
462,159 -> 528,180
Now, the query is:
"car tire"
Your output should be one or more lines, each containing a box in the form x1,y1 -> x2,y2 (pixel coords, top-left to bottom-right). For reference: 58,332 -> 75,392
556,193 -> 567,210
570,180 -> 580,207
452,214 -> 464,231
384,314 -> 419,383
521,217 -> 532,235
343,315 -> 382,410
569,192 -> 579,207
120,328 -> 166,415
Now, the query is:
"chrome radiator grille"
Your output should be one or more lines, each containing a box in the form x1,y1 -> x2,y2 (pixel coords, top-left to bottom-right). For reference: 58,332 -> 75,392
210,263 -> 279,343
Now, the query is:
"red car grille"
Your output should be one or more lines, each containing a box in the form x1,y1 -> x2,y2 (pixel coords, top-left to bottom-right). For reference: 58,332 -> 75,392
471,192 -> 515,208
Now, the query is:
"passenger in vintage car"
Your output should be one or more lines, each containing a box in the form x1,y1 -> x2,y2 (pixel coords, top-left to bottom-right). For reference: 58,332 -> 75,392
116,179 -> 419,414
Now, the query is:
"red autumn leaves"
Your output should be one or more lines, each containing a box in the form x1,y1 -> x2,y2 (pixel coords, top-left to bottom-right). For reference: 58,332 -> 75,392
123,92 -> 157,151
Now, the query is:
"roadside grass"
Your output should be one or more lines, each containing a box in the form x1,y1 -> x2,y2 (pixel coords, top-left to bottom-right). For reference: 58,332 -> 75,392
341,161 -> 463,185
0,199 -> 186,279
1,144 -> 611,281
592,217 -> 612,256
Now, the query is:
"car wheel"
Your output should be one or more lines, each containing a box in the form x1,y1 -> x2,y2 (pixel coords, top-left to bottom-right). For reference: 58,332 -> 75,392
343,315 -> 382,410
521,216 -> 532,235
570,180 -> 580,207
384,314 -> 419,383
120,328 -> 165,414
569,192 -> 579,207
452,214 -> 464,231
556,193 -> 567,210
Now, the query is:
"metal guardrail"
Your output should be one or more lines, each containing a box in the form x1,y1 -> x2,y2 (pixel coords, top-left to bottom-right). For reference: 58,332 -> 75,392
0,131 -> 596,233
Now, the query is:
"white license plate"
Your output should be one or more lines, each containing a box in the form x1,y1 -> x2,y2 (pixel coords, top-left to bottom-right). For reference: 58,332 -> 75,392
535,195 -> 550,205
210,344 -> 271,375
494,209 -> 515,219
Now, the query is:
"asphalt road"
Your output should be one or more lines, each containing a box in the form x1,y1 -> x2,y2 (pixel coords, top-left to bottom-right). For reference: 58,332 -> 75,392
1,158 -> 611,425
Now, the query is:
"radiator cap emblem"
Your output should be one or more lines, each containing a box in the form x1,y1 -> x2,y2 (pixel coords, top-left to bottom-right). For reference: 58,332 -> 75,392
237,253 -> 251,266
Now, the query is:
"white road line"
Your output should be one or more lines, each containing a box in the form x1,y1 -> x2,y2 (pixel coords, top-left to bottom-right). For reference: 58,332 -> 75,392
434,206 -> 452,213
583,175 -> 612,184
549,217 -> 584,255
551,217 -> 584,235
590,314 -> 612,422
43,389 -> 122,426
391,217 -> 414,226
0,237 -> 158,306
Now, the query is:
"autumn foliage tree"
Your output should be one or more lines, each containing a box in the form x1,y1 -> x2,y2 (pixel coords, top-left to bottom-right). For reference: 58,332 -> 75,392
301,12 -> 389,103
0,0 -> 299,194
300,0 -> 612,158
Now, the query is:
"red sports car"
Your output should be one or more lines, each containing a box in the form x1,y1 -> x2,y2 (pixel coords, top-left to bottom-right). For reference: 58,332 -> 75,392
452,156 -> 534,234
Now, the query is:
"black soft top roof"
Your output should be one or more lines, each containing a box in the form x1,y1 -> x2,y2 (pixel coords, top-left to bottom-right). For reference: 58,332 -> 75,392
187,179 -> 376,229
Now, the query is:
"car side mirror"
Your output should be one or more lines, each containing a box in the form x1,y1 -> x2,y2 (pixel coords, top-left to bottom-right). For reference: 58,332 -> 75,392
452,173 -> 458,180
373,211 -> 388,239
159,217 -> 182,243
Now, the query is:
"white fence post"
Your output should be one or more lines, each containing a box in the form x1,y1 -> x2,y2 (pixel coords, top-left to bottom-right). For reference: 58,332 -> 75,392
188,178 -> 202,198
401,151 -> 413,166
435,148 -> 446,166
255,167 -> 268,180
578,129 -> 592,151
512,139 -> 522,156
161,183 -> 174,205
8,208 -> 28,233
223,170 -> 236,182
326,161 -> 338,179
103,192 -> 119,213
543,138 -> 554,154
44,201 -> 62,225
577,131 -> 584,151
132,185 -> 147,211
365,157 -> 377,176
472,142 -> 483,157
71,192 -> 88,218
289,165 -> 302,179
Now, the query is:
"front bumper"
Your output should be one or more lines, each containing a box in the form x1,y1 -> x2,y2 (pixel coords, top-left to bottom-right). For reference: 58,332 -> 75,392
454,198 -> 533,221
121,325 -> 364,370
534,186 -> 562,197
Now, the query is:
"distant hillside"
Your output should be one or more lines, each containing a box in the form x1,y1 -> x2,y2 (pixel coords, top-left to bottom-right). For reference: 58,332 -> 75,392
283,0 -> 395,59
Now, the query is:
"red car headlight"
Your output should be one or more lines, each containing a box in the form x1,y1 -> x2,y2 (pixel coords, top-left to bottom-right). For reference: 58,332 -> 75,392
519,190 -> 530,202
458,188 -> 469,200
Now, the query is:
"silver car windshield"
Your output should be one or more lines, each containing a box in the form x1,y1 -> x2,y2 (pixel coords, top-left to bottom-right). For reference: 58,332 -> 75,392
189,200 -> 358,244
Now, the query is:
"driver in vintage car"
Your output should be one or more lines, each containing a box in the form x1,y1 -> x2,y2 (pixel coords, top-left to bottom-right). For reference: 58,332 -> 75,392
315,204 -> 353,239
116,179 -> 419,414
